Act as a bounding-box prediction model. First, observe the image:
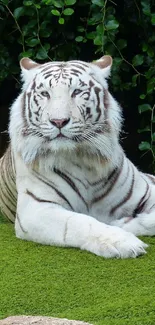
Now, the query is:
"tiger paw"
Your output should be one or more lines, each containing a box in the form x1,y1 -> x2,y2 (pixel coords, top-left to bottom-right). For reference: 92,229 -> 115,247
81,225 -> 148,259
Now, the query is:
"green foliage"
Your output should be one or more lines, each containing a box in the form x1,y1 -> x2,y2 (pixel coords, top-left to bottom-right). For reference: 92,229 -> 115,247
0,0 -> 155,168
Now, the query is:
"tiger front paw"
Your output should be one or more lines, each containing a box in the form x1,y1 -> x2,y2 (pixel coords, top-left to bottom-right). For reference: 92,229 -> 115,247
81,225 -> 148,259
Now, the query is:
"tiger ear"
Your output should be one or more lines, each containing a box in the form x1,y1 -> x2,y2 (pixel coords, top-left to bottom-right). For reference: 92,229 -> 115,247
93,55 -> 112,78
20,57 -> 40,85
20,57 -> 40,70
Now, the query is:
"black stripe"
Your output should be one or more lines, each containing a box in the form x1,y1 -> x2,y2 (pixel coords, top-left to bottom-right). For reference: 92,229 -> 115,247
133,180 -> 150,217
110,165 -> 135,215
16,213 -> 27,233
94,86 -> 101,122
32,171 -> 73,210
26,189 -> 61,206
91,156 -> 124,204
54,168 -> 88,210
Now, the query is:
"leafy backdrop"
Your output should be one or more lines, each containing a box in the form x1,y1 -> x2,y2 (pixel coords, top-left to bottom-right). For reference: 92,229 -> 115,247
0,0 -> 155,170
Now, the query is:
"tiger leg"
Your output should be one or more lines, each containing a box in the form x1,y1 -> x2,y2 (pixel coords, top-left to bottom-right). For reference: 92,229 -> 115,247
111,212 -> 155,236
15,192 -> 147,258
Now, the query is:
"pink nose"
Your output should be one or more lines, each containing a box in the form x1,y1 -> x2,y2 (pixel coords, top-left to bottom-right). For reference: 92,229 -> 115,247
49,118 -> 70,128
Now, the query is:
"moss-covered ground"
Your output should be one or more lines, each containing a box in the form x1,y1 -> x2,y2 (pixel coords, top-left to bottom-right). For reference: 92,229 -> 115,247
0,214 -> 155,325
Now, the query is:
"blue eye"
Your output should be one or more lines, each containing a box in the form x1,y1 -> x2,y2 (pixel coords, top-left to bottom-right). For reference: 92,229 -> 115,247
72,89 -> 82,97
41,91 -> 49,97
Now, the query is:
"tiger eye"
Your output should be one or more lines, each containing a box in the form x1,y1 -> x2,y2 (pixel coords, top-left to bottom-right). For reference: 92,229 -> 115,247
71,89 -> 82,97
41,91 -> 49,97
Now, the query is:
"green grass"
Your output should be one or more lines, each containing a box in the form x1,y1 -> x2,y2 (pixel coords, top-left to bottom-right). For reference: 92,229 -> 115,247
0,216 -> 155,325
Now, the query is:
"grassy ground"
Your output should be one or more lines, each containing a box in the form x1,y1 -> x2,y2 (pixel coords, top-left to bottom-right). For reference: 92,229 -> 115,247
0,214 -> 155,325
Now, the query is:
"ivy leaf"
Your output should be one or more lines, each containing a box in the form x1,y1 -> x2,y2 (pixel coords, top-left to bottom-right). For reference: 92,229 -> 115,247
75,36 -> 84,42
63,8 -> 74,15
65,0 -> 76,5
14,7 -> 25,19
139,142 -> 151,151
117,39 -> 127,50
132,74 -> 139,87
106,20 -> 119,30
86,31 -> 96,39
152,133 -> 155,142
77,26 -> 85,32
51,9 -> 60,16
151,13 -> 155,25
58,17 -> 65,24
19,50 -> 34,58
139,94 -> 146,99
91,0 -> 103,6
147,79 -> 155,94
138,104 -> 152,113
141,1 -> 151,16
0,0 -> 9,4
138,126 -> 150,133
26,38 -> 39,47
36,48 -> 48,60
52,0 -> 64,7
23,0 -> 33,6
132,54 -> 144,66
94,35 -> 102,45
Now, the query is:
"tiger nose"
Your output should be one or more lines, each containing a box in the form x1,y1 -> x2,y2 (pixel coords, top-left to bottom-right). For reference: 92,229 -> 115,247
49,118 -> 70,128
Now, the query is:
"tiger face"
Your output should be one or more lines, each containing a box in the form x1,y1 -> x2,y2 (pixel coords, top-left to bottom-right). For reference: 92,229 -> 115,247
10,56 -> 121,163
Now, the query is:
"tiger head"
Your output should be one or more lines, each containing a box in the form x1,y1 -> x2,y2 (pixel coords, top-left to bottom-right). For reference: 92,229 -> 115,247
9,56 -> 122,164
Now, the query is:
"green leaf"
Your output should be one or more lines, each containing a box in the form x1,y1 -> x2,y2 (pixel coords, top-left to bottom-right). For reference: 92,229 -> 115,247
65,0 -> 76,5
152,116 -> 155,123
51,9 -> 60,16
19,50 -> 34,59
34,4 -> 41,8
132,54 -> 144,66
13,7 -> 24,19
139,94 -> 146,99
26,38 -> 39,47
138,126 -> 150,133
58,17 -> 65,24
40,30 -> 51,38
139,141 -> 151,151
147,47 -> 154,57
147,79 -> 155,94
77,26 -> 85,32
94,35 -> 102,45
106,20 -> 119,30
23,0 -> 33,6
63,8 -> 74,15
152,133 -> 155,142
151,13 -> 155,25
86,32 -> 96,39
138,104 -> 152,113
0,0 -> 9,4
91,0 -> 103,6
75,36 -> 84,42
141,1 -> 151,16
44,43 -> 50,51
117,39 -> 127,50
52,0 -> 64,8
36,48 -> 48,60
132,74 -> 139,87
142,42 -> 148,52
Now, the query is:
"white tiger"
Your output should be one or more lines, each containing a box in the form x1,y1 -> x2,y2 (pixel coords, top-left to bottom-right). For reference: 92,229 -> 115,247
1,55 -> 155,259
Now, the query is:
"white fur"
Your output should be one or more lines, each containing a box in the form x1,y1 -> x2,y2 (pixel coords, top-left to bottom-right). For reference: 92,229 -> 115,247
8,58 -> 155,259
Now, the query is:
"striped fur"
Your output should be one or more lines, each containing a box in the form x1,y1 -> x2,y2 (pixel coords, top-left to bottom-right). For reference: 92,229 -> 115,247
0,146 -> 17,222
1,56 -> 155,258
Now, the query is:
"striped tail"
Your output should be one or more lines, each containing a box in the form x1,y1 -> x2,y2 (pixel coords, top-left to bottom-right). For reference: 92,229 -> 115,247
0,145 -> 17,222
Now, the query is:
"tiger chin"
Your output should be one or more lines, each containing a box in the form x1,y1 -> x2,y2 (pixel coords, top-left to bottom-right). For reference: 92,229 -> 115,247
0,55 -> 155,259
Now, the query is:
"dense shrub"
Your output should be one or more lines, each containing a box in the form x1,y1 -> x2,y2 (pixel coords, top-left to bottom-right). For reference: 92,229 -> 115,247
0,0 -> 155,169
